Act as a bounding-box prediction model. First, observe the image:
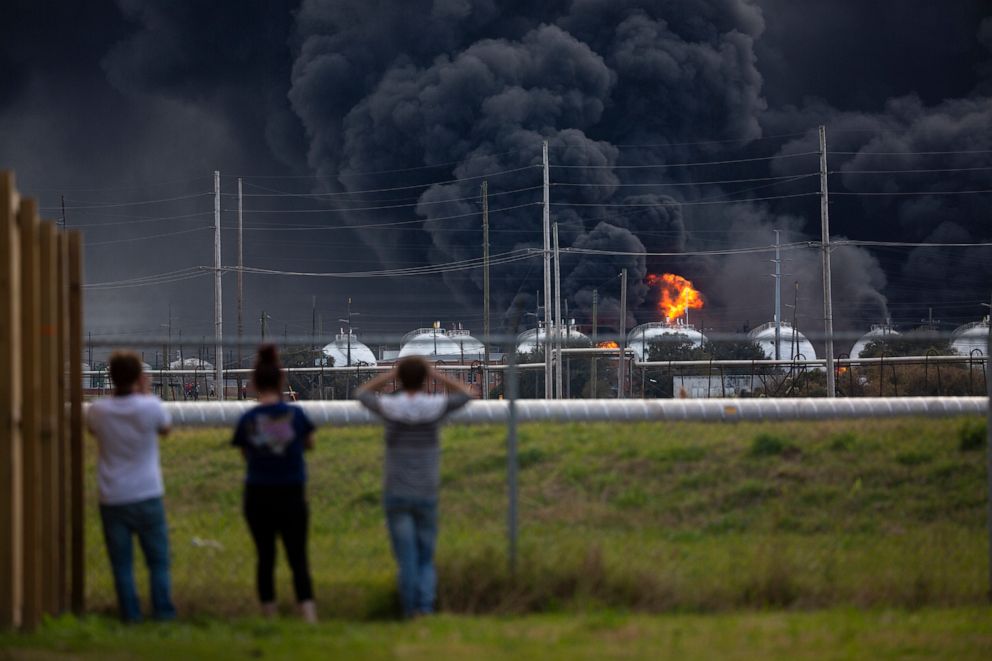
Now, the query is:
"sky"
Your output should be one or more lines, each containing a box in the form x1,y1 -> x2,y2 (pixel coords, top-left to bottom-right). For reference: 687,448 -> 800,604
1,0 -> 990,350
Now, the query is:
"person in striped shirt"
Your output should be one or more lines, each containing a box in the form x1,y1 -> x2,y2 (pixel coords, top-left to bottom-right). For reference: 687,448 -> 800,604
356,357 -> 471,618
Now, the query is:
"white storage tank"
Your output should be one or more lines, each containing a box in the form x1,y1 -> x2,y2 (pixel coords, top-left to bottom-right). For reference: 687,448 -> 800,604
516,322 -> 591,355
627,321 -> 707,361
849,323 -> 900,358
398,327 -> 464,359
323,330 -> 378,366
748,321 -> 818,363
951,317 -> 990,357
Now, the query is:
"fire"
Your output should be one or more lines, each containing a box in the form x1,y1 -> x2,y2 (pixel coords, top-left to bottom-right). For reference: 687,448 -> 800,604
646,273 -> 704,323
598,341 -> 620,349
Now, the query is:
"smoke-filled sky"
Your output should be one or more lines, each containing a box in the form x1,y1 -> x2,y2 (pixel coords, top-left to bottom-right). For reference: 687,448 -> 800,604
2,0 -> 990,348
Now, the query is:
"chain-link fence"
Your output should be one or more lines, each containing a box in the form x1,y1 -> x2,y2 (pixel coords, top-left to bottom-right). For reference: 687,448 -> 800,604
77,329 -> 991,619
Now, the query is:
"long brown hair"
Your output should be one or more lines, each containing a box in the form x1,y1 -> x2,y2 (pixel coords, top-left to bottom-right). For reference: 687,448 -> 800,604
253,344 -> 283,393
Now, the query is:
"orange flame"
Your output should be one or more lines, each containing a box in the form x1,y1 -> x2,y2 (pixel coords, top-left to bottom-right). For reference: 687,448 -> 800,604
597,341 -> 620,349
646,273 -> 704,323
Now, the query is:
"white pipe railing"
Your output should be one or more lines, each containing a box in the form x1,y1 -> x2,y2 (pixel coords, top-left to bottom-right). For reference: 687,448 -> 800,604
141,397 -> 987,427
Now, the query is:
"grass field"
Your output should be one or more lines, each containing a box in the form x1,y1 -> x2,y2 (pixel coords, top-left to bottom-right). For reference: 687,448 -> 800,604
3,608 -> 991,659
74,416 -> 988,618
2,416 -> 988,658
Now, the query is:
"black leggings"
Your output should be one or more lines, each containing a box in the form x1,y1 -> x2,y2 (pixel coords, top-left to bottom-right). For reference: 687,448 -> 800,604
243,484 -> 314,603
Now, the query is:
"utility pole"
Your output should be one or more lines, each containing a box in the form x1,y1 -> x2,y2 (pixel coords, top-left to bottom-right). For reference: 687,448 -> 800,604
338,298 -> 360,366
213,170 -> 224,400
482,180 -> 490,399
591,289 -> 598,397
818,126 -> 836,397
60,195 -> 67,229
985,293 -> 992,603
553,222 -> 563,399
237,177 -> 244,400
260,311 -> 268,341
542,139 -> 553,399
618,268 -> 628,399
773,229 -> 782,361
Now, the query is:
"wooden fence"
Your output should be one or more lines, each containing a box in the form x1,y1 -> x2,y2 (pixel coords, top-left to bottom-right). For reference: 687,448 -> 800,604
0,170 -> 84,630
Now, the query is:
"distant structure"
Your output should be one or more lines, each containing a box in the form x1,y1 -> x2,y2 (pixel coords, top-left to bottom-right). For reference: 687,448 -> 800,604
749,321 -> 818,362
849,323 -> 899,358
396,323 -> 485,361
168,357 -> 213,371
515,321 -> 590,354
626,321 -> 707,361
322,330 -> 377,366
951,316 -> 990,356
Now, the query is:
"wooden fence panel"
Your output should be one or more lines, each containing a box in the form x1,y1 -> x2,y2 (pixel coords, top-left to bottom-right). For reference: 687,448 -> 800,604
0,172 -> 23,629
17,199 -> 42,631
57,232 -> 69,613
68,231 -> 84,615
38,221 -> 60,615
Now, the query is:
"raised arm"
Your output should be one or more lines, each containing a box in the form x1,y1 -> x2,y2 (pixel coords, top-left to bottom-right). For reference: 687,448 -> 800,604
356,368 -> 396,396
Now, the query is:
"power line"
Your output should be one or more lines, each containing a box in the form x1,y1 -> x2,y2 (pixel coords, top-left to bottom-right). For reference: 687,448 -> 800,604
829,149 -> 992,156
553,173 -> 818,188
233,201 -> 538,230
85,226 -> 213,246
41,192 -> 211,211
228,150 -> 525,179
235,186 -> 540,213
832,189 -> 992,196
551,192 -> 818,208
550,151 -> 819,170
561,242 -> 815,257
834,166 -> 992,175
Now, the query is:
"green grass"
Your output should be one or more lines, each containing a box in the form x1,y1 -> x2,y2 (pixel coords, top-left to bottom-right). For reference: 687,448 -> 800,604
79,417 -> 988,619
2,609 -> 991,660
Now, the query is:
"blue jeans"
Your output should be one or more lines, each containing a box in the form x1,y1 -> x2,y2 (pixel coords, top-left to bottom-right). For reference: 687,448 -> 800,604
384,495 -> 438,617
99,496 -> 176,623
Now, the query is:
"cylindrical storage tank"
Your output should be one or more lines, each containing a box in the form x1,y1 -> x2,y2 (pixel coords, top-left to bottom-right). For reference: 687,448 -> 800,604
322,331 -> 378,366
398,328 -> 464,359
627,322 -> 707,361
748,321 -> 818,363
951,317 -> 990,357
849,324 -> 899,358
516,325 -> 590,355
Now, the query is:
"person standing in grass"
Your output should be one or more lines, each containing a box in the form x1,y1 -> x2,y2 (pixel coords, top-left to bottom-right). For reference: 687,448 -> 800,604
86,350 -> 176,623
356,357 -> 472,618
231,344 -> 318,623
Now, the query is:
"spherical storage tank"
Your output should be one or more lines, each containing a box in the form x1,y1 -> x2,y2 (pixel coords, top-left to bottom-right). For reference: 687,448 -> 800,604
849,323 -> 899,358
626,322 -> 707,361
951,317 -> 989,357
516,323 -> 590,354
748,321 -> 818,363
398,328 -> 464,359
447,328 -> 485,360
322,331 -> 377,366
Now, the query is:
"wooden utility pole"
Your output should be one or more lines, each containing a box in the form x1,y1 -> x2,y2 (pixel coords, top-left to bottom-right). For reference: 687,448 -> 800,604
237,177 -> 244,400
591,289 -> 598,398
542,140 -> 552,398
619,269 -> 628,399
482,180 -> 490,399
818,126 -> 836,397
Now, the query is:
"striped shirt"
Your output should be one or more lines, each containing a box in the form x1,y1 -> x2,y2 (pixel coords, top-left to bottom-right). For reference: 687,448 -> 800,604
357,390 -> 470,499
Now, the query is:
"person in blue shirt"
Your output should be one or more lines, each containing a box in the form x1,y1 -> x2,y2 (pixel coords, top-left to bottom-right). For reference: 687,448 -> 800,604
231,344 -> 317,623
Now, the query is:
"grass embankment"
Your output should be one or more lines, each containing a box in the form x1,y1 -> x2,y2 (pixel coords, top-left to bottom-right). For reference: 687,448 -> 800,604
4,609 -> 992,660
81,418 -> 987,618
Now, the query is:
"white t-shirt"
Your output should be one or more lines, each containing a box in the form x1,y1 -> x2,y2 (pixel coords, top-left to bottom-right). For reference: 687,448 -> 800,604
87,394 -> 171,505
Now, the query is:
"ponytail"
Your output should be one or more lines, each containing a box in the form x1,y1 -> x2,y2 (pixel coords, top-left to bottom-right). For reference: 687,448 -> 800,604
253,344 -> 283,394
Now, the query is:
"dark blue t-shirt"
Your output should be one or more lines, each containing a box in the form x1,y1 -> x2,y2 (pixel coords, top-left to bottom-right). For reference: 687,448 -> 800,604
231,402 -> 314,485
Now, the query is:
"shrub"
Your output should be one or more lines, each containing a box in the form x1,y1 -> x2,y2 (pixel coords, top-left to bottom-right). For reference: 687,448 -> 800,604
749,433 -> 795,457
958,420 -> 987,452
